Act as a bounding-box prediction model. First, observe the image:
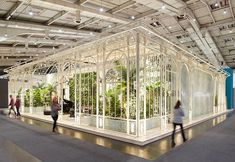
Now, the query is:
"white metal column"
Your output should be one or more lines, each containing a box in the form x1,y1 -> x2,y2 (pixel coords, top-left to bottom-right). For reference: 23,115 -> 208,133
102,43 -> 106,129
143,36 -> 147,135
79,54 -> 82,125
136,33 -> 140,137
29,82 -> 33,114
57,63 -> 64,115
188,68 -> 193,122
21,79 -> 25,113
74,54 -> 78,122
96,49 -> 100,128
127,37 -> 130,134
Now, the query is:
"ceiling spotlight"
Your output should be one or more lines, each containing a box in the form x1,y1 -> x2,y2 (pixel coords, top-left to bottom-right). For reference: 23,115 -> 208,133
108,25 -> 112,28
169,26 -> 172,29
223,10 -> 227,14
4,34 -> 7,37
58,29 -> 62,32
29,11 -> 33,16
99,8 -> 104,12
36,54 -> 39,56
230,30 -> 233,33
90,32 -> 93,35
162,5 -> 166,10
180,40 -> 183,43
131,16 -> 135,20
193,18 -> 196,22
215,3 -> 218,7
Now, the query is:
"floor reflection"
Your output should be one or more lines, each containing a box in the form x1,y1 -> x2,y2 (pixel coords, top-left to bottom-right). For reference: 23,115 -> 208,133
18,112 -> 230,160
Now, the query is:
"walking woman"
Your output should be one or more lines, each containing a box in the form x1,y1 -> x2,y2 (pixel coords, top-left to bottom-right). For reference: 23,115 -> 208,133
51,96 -> 61,132
171,100 -> 187,147
8,95 -> 16,117
15,95 -> 21,117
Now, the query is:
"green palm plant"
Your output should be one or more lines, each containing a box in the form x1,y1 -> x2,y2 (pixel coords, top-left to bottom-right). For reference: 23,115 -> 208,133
69,72 -> 97,114
24,83 -> 56,107
146,81 -> 161,118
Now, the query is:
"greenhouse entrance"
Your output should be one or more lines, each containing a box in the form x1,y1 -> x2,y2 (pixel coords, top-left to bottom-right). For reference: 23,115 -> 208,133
7,26 -> 228,145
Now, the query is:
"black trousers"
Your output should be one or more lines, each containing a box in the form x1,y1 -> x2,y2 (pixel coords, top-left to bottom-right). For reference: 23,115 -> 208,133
171,122 -> 186,143
8,107 -> 16,116
52,115 -> 58,132
16,107 -> 21,116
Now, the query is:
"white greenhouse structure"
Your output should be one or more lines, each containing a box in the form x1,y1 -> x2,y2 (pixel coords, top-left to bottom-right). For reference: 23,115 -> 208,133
7,26 -> 228,143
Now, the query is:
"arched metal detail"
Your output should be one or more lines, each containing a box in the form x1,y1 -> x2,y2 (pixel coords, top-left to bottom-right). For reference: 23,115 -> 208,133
105,49 -> 127,62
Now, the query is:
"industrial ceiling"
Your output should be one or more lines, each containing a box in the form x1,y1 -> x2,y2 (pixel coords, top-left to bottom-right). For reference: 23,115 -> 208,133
0,0 -> 234,73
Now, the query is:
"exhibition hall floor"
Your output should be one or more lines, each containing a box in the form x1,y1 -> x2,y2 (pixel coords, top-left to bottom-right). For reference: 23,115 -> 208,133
20,110 -> 228,146
0,108 -> 232,161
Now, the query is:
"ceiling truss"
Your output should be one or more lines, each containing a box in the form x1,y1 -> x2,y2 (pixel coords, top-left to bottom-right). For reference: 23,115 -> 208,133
0,0 -> 235,70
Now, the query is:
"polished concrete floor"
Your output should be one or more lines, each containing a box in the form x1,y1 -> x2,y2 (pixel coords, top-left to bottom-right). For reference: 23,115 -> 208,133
156,111 -> 235,162
0,110 -> 233,162
7,112 -> 229,160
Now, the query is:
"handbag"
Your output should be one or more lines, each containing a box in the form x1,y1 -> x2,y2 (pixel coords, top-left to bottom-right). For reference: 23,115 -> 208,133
56,104 -> 61,111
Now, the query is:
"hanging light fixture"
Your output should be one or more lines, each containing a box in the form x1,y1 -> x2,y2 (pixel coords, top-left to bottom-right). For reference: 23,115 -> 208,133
75,10 -> 81,23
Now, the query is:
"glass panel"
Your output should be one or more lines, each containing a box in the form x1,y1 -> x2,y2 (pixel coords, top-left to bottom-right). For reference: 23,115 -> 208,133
192,69 -> 214,120
181,65 -> 190,121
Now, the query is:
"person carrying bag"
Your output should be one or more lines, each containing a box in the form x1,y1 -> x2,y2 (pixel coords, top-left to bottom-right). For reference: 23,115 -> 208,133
51,96 -> 61,132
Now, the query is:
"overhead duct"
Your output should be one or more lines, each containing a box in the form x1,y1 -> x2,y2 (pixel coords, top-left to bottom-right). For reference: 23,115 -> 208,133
5,37 -> 75,45
184,8 -> 224,67
187,27 -> 219,66
134,0 -> 223,66
18,0 -> 131,24
204,31 -> 225,63
0,21 -> 96,45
